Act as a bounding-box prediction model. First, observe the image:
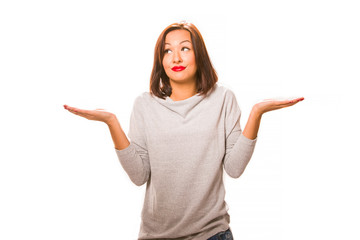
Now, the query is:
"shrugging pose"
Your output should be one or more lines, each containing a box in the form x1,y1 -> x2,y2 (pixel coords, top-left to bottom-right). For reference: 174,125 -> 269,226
64,21 -> 304,240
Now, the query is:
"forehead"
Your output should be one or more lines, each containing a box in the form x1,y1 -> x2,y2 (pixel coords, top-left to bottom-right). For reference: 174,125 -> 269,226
165,29 -> 192,45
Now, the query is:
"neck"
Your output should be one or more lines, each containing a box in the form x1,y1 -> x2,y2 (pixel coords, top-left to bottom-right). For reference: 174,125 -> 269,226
169,81 -> 197,101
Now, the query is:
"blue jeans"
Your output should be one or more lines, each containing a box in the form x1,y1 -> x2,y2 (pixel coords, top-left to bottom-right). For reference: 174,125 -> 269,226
207,228 -> 233,240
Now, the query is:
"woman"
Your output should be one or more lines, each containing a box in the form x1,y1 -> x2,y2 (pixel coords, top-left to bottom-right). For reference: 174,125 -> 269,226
64,21 -> 304,240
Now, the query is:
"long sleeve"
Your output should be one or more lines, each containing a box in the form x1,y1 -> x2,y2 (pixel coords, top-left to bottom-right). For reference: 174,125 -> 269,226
115,97 -> 150,186
222,90 -> 257,178
113,85 -> 259,239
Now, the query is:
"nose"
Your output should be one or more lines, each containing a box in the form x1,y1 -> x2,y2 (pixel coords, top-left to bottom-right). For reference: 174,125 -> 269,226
172,50 -> 182,63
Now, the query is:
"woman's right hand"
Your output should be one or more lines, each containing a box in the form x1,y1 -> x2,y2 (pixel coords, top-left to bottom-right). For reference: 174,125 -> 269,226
63,104 -> 116,125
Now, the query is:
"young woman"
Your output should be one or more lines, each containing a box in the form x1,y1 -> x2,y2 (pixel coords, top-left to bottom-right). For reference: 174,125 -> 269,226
64,21 -> 304,240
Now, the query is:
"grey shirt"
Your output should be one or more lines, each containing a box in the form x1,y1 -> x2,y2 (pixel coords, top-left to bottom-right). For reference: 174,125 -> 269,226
116,84 -> 257,239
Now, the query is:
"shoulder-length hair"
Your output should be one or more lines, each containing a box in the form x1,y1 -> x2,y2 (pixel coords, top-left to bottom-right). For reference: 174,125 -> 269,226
150,21 -> 218,99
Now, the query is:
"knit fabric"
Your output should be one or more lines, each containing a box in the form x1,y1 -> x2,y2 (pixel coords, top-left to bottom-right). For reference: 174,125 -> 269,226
116,84 -> 257,239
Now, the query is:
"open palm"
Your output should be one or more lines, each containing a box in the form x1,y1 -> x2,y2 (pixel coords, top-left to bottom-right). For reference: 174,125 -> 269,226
63,105 -> 116,124
254,97 -> 304,114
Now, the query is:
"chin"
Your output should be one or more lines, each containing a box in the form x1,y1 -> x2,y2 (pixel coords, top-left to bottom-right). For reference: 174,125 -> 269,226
170,78 -> 196,84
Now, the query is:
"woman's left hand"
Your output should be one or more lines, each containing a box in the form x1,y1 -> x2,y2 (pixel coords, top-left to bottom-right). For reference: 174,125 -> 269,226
253,97 -> 304,115
242,97 -> 304,140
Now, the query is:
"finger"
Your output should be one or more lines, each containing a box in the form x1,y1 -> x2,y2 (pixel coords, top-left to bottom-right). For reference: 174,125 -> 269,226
66,107 -> 87,116
279,100 -> 303,108
64,104 -> 73,110
64,105 -> 96,121
289,97 -> 305,103
66,106 -> 89,115
64,105 -> 77,111
269,100 -> 295,107
68,110 -> 93,120
275,98 -> 303,107
67,108 -> 83,116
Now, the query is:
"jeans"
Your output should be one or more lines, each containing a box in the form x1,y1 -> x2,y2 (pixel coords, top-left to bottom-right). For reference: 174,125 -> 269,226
207,228 -> 233,240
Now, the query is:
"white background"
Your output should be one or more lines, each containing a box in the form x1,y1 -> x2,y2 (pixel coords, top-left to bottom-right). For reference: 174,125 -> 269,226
1,0 -> 359,239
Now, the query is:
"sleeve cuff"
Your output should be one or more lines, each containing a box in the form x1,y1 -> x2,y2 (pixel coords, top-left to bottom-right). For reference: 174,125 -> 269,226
115,142 -> 136,158
240,133 -> 257,146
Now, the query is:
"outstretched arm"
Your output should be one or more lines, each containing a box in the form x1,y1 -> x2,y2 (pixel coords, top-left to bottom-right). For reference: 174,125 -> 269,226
106,117 -> 130,150
63,104 -> 150,186
242,97 -> 304,140
63,105 -> 130,150
223,96 -> 304,178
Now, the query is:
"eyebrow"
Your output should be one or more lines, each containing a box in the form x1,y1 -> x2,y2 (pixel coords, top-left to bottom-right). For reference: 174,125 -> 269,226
165,40 -> 192,45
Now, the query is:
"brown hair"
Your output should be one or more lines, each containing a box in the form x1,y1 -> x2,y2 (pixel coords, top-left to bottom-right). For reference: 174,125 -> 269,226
150,21 -> 218,99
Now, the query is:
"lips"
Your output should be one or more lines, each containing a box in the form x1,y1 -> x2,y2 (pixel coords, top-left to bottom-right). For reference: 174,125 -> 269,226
171,66 -> 186,72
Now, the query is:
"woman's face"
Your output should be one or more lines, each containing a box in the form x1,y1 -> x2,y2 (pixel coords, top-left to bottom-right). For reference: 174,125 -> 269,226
162,29 -> 197,85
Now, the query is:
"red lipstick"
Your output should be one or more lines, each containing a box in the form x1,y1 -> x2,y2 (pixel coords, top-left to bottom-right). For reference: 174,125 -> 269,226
171,66 -> 186,72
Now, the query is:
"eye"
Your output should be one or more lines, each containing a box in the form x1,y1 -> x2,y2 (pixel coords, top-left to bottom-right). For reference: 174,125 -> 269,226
164,49 -> 172,54
182,47 -> 190,51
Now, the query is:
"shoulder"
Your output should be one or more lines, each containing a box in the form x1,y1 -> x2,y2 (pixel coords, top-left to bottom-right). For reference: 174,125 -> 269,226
132,91 -> 162,110
133,91 -> 151,105
208,83 -> 238,103
130,92 -> 147,112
